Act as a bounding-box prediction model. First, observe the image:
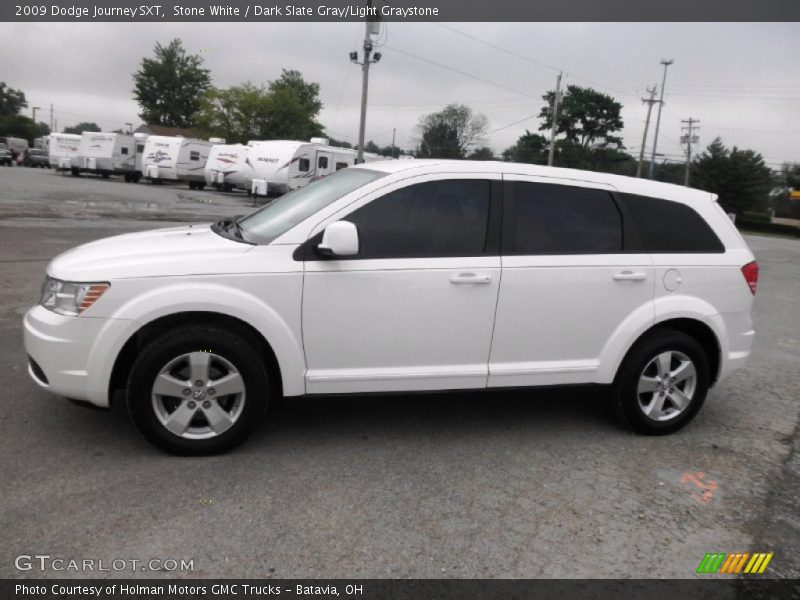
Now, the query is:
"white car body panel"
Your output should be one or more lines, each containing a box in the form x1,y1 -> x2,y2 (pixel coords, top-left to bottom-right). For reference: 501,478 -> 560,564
24,160 -> 756,409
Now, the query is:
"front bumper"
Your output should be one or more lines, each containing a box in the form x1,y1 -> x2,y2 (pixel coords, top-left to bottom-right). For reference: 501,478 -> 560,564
23,305 -> 133,407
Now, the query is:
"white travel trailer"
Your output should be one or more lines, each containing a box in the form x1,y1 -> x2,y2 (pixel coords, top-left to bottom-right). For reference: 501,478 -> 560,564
141,135 -> 211,189
203,143 -> 248,191
72,132 -> 140,181
47,133 -> 81,171
244,138 -> 383,196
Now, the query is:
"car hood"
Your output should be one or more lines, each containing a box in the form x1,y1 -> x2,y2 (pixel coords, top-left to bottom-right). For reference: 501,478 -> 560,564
48,224 -> 255,280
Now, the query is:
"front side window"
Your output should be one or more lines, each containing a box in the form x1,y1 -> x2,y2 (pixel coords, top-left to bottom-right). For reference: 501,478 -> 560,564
345,179 -> 491,259
508,182 -> 622,254
238,168 -> 385,244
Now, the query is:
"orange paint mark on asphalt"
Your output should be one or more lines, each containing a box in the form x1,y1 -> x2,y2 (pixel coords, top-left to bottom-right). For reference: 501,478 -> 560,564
680,470 -> 720,504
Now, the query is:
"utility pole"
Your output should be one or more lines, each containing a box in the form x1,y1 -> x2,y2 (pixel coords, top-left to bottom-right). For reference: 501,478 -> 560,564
681,118 -> 700,187
648,58 -> 673,178
547,71 -> 562,167
637,85 -> 658,178
350,0 -> 382,164
49,104 -> 53,131
391,128 -> 396,158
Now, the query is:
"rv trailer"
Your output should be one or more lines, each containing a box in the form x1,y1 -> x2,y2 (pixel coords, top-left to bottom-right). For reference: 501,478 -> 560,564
204,143 -> 248,191
141,135 -> 212,189
72,132 -> 140,181
47,133 -> 82,172
244,138 -> 383,197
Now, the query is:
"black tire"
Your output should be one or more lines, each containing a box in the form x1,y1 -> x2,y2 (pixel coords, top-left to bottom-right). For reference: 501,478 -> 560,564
188,181 -> 196,190
197,183 -> 205,190
127,325 -> 269,455
611,328 -> 710,435
70,167 -> 79,176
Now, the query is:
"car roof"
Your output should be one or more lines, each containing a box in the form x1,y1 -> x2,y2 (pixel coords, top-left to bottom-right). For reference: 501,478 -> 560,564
356,159 -> 715,204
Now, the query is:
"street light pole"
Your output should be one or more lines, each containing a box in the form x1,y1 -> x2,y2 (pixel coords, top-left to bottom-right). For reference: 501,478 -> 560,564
352,0 -> 381,164
648,58 -> 673,179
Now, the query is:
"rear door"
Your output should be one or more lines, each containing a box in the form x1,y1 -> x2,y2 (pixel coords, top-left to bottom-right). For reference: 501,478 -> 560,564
316,150 -> 333,177
488,175 -> 655,387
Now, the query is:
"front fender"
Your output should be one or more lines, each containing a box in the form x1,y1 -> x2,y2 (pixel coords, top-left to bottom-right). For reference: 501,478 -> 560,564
87,279 -> 306,404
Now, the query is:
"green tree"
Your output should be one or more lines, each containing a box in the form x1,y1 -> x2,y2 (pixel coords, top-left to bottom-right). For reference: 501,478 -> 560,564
63,121 -> 101,134
539,85 -> 624,149
776,162 -> 800,189
133,38 -> 211,128
692,138 -> 773,215
361,140 -> 381,154
416,104 -> 488,159
468,146 -> 495,160
0,114 -> 49,142
195,71 -> 323,143
0,82 -> 27,117
502,130 -> 548,163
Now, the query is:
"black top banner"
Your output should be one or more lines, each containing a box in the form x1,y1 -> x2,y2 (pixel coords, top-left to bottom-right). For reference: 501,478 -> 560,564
2,0 -> 800,22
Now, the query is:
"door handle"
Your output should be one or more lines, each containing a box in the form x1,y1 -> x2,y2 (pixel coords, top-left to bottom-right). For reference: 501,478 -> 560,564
450,273 -> 492,285
613,271 -> 648,282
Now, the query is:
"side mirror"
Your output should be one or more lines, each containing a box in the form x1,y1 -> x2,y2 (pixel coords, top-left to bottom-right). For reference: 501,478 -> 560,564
317,221 -> 359,257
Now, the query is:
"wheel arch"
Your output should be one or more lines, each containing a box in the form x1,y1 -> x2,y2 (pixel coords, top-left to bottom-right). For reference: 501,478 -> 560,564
617,318 -> 722,385
109,311 -> 284,405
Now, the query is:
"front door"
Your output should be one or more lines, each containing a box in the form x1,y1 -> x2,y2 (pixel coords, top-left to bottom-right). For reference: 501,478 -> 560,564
302,175 -> 502,394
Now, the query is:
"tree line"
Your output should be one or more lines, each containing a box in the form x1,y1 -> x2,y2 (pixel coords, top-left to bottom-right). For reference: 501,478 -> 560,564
2,37 -> 796,217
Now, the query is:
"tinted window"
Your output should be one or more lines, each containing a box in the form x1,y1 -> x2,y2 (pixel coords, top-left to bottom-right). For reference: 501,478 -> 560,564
509,182 -> 622,254
318,156 -> 328,169
346,179 -> 491,259
298,158 -> 310,172
621,193 -> 724,253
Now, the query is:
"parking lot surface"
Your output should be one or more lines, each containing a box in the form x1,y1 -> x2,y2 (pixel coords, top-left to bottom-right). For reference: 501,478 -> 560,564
1,168 -> 798,579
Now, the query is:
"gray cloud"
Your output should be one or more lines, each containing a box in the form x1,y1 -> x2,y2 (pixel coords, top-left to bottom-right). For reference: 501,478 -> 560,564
1,22 -> 797,166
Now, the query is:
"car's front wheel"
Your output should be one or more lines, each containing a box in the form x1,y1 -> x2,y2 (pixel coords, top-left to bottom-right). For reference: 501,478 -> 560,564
612,328 -> 710,435
127,325 -> 269,454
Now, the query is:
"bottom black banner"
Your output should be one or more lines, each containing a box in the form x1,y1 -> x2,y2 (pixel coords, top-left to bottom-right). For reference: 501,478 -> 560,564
1,579 -> 799,600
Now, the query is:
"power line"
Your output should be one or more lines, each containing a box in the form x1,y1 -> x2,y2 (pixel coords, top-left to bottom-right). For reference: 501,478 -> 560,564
431,23 -> 642,101
383,44 -> 538,99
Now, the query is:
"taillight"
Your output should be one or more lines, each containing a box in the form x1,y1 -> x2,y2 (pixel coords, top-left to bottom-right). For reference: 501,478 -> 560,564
741,261 -> 758,295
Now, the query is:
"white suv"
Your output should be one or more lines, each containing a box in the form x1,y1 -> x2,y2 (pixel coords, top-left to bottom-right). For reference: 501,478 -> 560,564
24,160 -> 757,454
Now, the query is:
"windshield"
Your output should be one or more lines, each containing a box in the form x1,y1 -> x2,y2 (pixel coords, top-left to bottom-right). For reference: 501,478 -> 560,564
238,168 -> 385,244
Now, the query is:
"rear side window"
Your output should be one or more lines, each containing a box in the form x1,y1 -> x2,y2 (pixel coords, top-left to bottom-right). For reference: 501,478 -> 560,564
621,193 -> 724,253
190,151 -> 200,161
507,182 -> 622,254
346,179 -> 491,259
298,158 -> 310,172
121,147 -> 129,155
336,162 -> 348,171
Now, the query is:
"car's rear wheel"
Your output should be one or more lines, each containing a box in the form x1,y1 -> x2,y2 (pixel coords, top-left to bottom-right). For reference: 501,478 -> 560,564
127,325 -> 269,454
612,328 -> 710,435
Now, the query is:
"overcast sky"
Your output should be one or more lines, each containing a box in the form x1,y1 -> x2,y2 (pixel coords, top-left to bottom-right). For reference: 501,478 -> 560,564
1,22 -> 798,167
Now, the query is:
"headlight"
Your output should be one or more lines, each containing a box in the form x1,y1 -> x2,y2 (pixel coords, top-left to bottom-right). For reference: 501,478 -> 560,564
40,277 -> 109,316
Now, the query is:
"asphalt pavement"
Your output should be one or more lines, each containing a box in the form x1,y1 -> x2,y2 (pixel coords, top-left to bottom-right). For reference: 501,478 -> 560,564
1,167 -> 798,580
